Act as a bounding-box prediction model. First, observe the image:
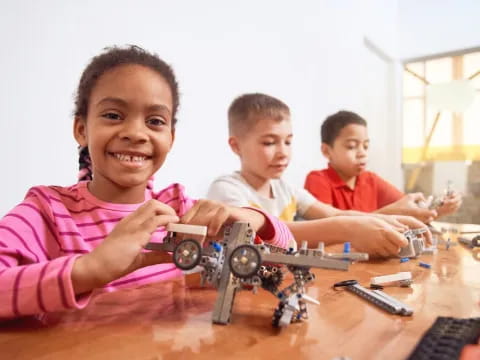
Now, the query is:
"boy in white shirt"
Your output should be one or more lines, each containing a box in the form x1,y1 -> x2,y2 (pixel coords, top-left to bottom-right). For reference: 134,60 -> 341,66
208,93 -> 430,257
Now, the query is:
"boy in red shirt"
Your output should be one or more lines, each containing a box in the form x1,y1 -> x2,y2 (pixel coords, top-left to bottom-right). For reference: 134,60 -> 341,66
304,111 -> 462,223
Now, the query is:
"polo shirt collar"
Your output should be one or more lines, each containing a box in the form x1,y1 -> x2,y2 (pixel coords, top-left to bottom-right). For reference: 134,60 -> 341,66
326,164 -> 348,188
326,163 -> 365,189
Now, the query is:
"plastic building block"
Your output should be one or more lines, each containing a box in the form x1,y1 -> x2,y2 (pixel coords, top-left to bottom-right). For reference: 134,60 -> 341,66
400,257 -> 410,263
419,262 -> 431,269
334,280 -> 413,316
406,317 -> 480,360
399,228 -> 427,258
166,223 -> 207,236
370,272 -> 412,287
343,242 -> 351,253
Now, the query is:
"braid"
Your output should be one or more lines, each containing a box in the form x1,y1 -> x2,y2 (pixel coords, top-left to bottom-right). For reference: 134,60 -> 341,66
78,146 -> 93,181
147,176 -> 154,190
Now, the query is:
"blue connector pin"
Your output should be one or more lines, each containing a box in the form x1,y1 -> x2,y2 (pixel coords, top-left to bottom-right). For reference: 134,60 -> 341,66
419,262 -> 431,269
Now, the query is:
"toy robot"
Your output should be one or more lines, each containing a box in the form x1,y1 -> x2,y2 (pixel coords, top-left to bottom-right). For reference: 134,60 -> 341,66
146,222 -> 368,328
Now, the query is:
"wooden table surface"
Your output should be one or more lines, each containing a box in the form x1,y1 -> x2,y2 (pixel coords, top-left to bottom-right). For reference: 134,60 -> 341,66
1,223 -> 480,360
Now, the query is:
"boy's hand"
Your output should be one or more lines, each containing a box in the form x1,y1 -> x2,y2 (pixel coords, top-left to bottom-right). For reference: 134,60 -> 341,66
376,214 -> 432,245
372,214 -> 408,232
72,200 -> 179,294
378,193 -> 437,223
347,217 -> 408,258
436,191 -> 462,217
181,199 -> 266,238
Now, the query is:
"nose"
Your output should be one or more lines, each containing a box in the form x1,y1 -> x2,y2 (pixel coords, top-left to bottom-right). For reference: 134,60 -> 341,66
118,117 -> 148,144
357,147 -> 367,158
276,143 -> 290,158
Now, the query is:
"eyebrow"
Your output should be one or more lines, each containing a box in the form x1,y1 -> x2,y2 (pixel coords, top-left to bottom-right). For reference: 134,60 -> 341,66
345,138 -> 369,142
96,97 -> 128,107
96,97 -> 172,115
260,133 -> 293,138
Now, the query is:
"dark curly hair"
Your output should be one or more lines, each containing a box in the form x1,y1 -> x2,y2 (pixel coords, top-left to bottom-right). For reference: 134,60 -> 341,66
321,110 -> 367,146
75,45 -> 179,182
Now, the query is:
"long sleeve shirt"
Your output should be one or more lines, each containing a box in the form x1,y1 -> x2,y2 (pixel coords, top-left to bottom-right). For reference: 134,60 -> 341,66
0,181 -> 292,319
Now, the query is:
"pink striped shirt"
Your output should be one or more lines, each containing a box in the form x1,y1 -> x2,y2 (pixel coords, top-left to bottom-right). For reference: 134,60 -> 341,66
0,181 -> 292,319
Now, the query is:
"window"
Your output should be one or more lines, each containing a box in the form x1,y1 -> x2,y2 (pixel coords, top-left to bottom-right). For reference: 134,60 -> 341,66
402,51 -> 480,163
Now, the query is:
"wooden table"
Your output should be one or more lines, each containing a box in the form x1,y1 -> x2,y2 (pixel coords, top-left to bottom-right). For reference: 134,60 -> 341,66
1,224 -> 480,360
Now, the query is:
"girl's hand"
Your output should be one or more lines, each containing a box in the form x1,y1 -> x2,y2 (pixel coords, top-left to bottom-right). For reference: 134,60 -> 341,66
180,199 -> 267,238
72,200 -> 179,294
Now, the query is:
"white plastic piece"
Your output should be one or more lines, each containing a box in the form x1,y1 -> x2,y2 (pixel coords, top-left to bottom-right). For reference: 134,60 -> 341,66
300,294 -> 320,305
166,223 -> 207,236
371,272 -> 412,286
279,295 -> 299,327
422,246 -> 438,255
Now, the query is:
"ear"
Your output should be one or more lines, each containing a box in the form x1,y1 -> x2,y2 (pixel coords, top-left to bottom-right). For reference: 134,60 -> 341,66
321,143 -> 331,161
169,129 -> 176,150
228,136 -> 241,156
73,117 -> 88,147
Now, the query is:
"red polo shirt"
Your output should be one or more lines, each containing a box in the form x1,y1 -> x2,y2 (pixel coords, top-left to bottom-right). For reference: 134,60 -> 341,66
304,165 -> 404,212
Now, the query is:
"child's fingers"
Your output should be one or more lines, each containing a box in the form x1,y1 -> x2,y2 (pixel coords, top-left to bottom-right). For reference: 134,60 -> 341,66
381,216 -> 408,232
396,216 -> 432,243
180,200 -> 230,237
141,214 -> 180,234
205,206 -> 230,237
372,247 -> 390,258
408,192 -> 426,203
180,201 -> 203,225
377,238 -> 400,257
130,200 -> 177,226
422,227 -> 433,245
412,208 -> 437,223
385,228 -> 408,248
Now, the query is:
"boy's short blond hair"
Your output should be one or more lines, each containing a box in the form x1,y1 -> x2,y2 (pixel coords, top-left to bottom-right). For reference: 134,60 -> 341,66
228,93 -> 290,137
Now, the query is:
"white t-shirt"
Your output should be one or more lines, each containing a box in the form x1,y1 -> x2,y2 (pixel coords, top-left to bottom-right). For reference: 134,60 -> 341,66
207,172 -> 317,222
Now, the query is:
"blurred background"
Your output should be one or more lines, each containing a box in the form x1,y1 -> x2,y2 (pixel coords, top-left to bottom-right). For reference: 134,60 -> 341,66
0,0 -> 478,222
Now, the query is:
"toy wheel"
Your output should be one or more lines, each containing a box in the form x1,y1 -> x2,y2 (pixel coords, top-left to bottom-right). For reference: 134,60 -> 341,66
229,244 -> 261,278
173,239 -> 202,270
472,235 -> 480,247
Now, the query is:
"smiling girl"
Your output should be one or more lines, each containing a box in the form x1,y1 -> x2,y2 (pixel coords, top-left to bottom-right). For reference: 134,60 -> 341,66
0,46 -> 292,319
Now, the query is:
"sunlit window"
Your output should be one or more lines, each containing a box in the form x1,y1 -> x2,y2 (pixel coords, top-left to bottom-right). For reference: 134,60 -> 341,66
402,51 -> 480,163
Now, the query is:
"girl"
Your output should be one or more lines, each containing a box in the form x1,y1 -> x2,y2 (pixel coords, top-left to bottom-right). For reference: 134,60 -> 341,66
0,45 -> 292,319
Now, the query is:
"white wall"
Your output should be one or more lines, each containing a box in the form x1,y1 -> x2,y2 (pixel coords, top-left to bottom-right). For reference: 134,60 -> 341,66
0,0 -> 400,216
399,0 -> 480,60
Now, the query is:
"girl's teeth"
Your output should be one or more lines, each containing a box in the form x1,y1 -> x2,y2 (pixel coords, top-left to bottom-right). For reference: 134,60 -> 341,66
114,153 -> 146,162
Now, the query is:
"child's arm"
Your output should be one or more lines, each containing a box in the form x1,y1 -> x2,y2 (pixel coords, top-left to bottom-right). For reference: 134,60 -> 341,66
303,199 -> 407,228
180,199 -> 292,249
286,216 -> 408,257
372,174 -> 438,223
376,193 -> 438,223
0,199 -> 91,319
302,199 -> 432,244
